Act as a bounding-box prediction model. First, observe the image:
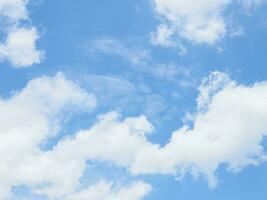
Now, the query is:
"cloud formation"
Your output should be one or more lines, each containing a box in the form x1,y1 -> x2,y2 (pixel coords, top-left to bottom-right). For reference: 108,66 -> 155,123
0,73 -> 151,200
0,0 -> 28,20
0,73 -> 96,199
0,0 -> 43,67
2,71 -> 267,199
0,27 -> 42,67
151,0 -> 263,46
54,72 -> 267,189
132,71 -> 267,187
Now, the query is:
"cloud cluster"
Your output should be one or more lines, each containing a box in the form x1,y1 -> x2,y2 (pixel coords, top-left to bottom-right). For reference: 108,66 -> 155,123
0,73 -> 152,200
51,72 -> 267,189
151,0 -> 263,46
1,71 -> 267,199
33,111 -> 153,199
131,72 -> 267,187
0,73 -> 96,199
1,1 -> 266,199
0,0 -> 43,67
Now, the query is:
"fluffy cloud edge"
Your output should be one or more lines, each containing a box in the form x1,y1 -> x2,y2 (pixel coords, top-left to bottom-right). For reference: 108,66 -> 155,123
0,72 -> 96,199
64,181 -> 151,200
51,71 -> 267,189
150,0 -> 265,47
2,71 -> 267,199
0,0 -> 43,67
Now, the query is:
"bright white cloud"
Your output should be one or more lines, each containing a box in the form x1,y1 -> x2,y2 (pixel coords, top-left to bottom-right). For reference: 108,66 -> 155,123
0,0 -> 43,67
47,70 -> 267,189
150,24 -> 176,47
3,71 -> 267,199
151,0 -> 264,45
0,73 -> 96,199
131,72 -> 267,187
55,72 -> 267,188
0,28 -> 43,67
64,181 -> 151,200
0,74 -> 151,200
31,112 -> 153,199
48,112 -> 153,167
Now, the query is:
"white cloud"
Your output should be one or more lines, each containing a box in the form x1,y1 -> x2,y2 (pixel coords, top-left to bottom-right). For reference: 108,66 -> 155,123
64,181 -> 151,200
0,0 -> 28,20
0,75 -> 151,200
0,28 -> 43,67
56,71 -> 267,189
151,0 -> 264,45
0,0 -> 43,67
0,73 -> 96,199
196,71 -> 232,111
3,71 -> 267,199
29,112 -> 153,199
131,71 -> 267,187
48,71 -> 267,188
48,112 -> 153,167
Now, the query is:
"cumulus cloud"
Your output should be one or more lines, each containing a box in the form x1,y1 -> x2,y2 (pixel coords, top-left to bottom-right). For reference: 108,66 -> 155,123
55,71 -> 267,189
3,71 -> 267,199
131,71 -> 267,187
0,0 -> 43,67
151,0 -> 264,46
24,112 -> 151,199
48,112 -> 153,168
0,27 -> 43,67
0,74 -> 151,200
0,73 -> 96,199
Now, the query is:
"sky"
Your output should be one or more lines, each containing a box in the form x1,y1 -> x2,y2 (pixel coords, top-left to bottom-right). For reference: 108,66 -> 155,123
1,0 -> 267,199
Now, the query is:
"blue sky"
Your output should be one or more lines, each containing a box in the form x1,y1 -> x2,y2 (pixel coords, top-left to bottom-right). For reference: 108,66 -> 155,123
1,0 -> 267,200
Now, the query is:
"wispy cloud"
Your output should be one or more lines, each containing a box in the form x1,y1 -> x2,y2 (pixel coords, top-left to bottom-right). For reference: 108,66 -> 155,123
87,37 -> 197,88
88,37 -> 151,66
